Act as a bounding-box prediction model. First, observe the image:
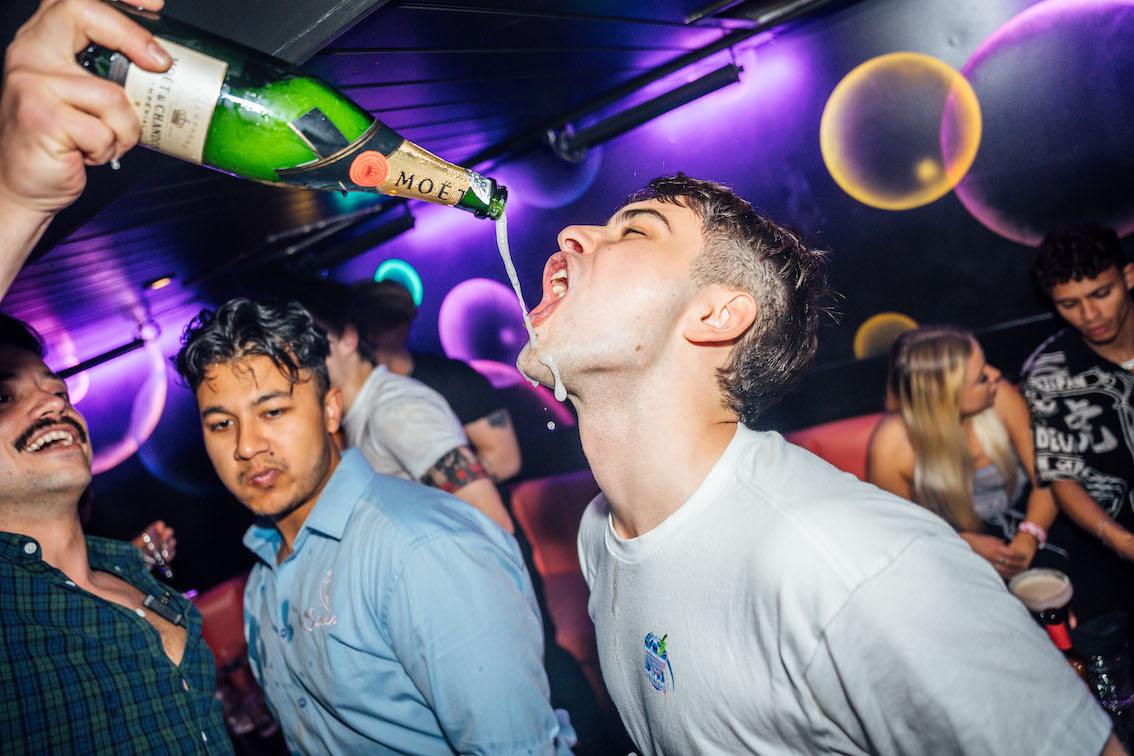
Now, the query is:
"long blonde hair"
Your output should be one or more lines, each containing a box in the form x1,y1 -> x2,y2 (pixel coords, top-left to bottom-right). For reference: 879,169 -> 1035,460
886,326 -> 1017,531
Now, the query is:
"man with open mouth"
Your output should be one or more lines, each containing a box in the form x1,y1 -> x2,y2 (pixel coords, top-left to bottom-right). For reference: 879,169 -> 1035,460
0,314 -> 232,753
516,174 -> 1120,755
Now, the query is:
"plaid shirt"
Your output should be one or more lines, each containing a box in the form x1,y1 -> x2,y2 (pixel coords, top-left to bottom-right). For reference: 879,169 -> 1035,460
0,532 -> 233,755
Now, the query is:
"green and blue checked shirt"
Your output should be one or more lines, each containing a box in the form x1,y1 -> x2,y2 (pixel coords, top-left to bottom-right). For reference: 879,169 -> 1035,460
0,532 -> 233,755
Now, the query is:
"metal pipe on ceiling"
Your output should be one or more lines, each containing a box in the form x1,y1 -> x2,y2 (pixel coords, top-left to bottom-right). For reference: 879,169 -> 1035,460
463,0 -> 841,169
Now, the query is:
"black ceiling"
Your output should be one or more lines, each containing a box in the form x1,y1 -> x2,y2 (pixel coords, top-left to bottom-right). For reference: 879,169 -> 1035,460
1,0 -> 855,352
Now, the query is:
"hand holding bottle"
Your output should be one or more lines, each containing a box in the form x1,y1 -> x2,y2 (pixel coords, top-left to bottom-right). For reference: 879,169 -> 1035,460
0,0 -> 170,297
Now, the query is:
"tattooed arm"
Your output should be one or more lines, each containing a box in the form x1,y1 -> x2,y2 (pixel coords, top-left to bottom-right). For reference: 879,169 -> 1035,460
421,445 -> 515,533
463,408 -> 522,483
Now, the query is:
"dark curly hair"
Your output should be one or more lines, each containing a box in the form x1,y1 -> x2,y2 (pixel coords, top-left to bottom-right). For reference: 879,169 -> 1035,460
174,298 -> 330,396
0,314 -> 44,357
1032,223 -> 1126,294
625,174 -> 829,425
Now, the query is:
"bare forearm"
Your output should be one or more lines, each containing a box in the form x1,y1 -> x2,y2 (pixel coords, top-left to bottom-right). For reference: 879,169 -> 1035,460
421,446 -> 515,532
0,196 -> 50,300
1101,732 -> 1126,755
1052,479 -> 1134,561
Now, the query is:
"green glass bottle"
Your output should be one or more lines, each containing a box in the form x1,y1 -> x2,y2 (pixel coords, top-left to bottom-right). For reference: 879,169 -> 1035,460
77,2 -> 506,220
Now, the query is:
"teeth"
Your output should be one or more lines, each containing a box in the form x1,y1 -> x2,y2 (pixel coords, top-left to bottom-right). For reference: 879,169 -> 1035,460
550,269 -> 568,298
26,430 -> 75,452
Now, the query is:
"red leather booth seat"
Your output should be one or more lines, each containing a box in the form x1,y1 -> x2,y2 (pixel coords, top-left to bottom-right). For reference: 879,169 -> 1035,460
784,412 -> 884,480
192,570 -> 250,669
508,470 -> 608,707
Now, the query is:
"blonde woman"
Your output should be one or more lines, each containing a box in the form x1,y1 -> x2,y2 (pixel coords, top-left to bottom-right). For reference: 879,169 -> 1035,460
867,326 -> 1064,580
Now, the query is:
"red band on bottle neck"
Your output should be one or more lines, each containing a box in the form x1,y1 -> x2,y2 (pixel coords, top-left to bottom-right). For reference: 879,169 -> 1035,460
1045,622 -> 1072,651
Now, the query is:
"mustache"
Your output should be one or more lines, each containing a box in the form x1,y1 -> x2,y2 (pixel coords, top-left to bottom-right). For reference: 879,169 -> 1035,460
15,415 -> 89,452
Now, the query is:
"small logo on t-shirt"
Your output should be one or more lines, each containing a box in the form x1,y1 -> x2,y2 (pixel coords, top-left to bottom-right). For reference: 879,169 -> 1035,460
644,633 -> 674,693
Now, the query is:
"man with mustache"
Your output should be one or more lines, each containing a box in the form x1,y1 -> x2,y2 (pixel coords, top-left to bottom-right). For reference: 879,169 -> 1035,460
175,298 -> 573,754
0,314 -> 231,752
516,174 -> 1119,754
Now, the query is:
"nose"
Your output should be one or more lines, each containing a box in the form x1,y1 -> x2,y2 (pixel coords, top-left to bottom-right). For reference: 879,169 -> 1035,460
234,421 -> 269,460
1082,300 -> 1101,322
30,387 -> 67,417
557,224 -> 600,255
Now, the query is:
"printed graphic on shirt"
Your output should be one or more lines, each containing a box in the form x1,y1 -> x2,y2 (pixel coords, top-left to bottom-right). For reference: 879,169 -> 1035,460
644,632 -> 674,694
303,570 -> 337,631
1024,346 -> 1134,521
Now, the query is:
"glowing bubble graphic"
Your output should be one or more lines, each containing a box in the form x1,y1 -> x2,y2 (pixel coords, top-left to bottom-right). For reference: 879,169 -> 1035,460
374,258 -> 424,306
955,0 -> 1134,245
854,312 -> 919,359
492,145 -> 603,209
138,365 -> 226,496
438,278 -> 530,366
820,52 -> 982,211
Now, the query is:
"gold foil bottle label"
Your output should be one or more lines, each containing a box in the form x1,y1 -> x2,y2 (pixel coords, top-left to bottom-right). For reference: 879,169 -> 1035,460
379,140 -> 471,206
123,39 -> 227,164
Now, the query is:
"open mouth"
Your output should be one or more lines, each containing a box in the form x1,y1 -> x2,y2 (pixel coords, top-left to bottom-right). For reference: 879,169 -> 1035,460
529,253 -> 570,327
23,428 -> 76,453
16,417 -> 87,453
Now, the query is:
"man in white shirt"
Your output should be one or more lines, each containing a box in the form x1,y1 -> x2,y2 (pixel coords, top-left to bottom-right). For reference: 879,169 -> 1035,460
517,173 -> 1122,755
294,279 -> 514,532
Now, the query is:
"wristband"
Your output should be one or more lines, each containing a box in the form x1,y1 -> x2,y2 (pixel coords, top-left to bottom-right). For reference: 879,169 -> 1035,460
1017,520 -> 1047,547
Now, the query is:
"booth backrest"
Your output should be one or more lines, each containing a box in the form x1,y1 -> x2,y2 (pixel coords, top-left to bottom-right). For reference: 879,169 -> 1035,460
191,570 -> 250,670
783,412 -> 884,481
510,469 -> 601,576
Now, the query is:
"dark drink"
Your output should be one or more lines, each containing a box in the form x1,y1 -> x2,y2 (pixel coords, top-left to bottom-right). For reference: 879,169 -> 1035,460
1009,568 -> 1084,676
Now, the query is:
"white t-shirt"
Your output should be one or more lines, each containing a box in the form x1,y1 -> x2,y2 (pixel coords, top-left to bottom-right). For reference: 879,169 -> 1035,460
578,425 -> 1111,756
342,365 -> 468,481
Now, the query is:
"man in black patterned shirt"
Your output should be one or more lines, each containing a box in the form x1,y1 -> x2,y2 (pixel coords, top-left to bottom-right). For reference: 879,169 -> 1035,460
1022,223 -> 1134,627
0,314 -> 231,753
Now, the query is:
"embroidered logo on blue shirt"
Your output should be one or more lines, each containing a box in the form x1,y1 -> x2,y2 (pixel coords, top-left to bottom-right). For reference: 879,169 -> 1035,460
644,632 -> 674,693
303,570 -> 338,631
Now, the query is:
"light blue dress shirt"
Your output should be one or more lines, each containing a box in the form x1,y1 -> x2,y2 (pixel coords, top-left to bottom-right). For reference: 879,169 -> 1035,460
242,449 -> 571,754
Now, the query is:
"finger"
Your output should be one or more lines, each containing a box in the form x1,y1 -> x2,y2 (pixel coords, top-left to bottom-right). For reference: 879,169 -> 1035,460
53,74 -> 142,162
13,0 -> 170,72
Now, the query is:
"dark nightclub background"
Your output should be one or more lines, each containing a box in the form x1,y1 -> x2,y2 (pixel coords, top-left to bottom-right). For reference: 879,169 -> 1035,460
2,0 -> 1133,592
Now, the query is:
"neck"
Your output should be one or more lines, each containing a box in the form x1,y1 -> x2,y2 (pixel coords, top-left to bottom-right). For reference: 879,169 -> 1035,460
273,444 -> 341,560
337,359 -> 375,414
374,346 -> 413,377
0,498 -> 95,584
572,368 -> 737,539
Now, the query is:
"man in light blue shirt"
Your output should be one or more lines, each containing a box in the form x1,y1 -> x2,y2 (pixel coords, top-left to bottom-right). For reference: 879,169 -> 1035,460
175,298 -> 573,755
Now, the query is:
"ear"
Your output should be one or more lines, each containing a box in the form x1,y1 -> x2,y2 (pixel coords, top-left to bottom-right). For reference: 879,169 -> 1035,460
338,324 -> 361,356
684,287 -> 758,345
1123,262 -> 1134,291
323,386 -> 343,435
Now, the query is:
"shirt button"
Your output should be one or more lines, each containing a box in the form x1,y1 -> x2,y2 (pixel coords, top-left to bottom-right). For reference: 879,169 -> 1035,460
279,628 -> 288,638
23,542 -> 36,555
298,697 -> 307,708
201,732 -> 208,742
64,580 -> 75,587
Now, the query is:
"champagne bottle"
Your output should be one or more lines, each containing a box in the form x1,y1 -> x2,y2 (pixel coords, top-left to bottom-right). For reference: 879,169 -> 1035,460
77,2 -> 506,220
